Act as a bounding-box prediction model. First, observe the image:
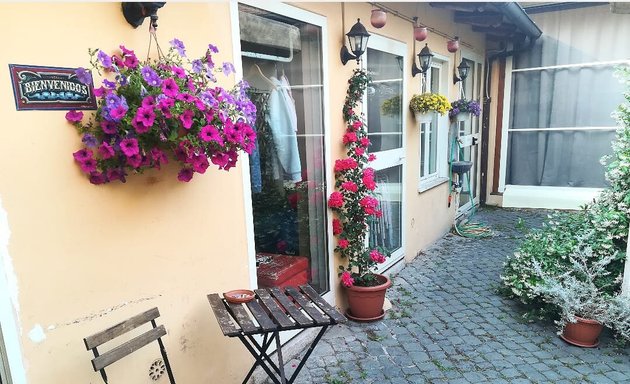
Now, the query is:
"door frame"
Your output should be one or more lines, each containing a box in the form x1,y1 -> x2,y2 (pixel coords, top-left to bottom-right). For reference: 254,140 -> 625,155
231,1 -> 335,303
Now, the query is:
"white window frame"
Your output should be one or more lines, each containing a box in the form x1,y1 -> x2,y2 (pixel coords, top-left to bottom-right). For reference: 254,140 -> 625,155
231,2 -> 334,303
418,53 -> 450,192
361,34 -> 407,273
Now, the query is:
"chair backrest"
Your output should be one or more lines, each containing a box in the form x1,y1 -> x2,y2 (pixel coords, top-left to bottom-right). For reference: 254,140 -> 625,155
83,307 -> 176,384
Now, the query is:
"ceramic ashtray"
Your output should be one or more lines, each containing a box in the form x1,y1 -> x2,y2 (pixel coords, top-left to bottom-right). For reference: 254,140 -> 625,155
223,289 -> 255,304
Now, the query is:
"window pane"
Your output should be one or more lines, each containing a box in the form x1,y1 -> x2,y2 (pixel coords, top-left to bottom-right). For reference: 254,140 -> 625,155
369,165 -> 402,255
367,48 -> 403,152
430,67 -> 439,93
507,129 -> 614,187
420,123 -> 426,177
428,120 -> 437,174
240,4 -> 329,293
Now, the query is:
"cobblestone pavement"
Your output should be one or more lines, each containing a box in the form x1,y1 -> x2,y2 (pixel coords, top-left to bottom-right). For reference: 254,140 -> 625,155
275,208 -> 630,384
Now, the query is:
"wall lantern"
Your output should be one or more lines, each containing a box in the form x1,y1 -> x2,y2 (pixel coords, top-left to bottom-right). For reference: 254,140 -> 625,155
454,59 -> 470,84
412,43 -> 434,78
122,2 -> 166,29
340,18 -> 371,65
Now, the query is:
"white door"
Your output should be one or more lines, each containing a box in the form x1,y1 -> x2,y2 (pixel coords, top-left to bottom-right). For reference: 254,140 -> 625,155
363,35 -> 407,271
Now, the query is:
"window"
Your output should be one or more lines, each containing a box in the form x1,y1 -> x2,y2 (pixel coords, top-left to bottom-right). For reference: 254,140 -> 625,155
239,3 -> 329,294
364,35 -> 406,270
418,56 -> 449,191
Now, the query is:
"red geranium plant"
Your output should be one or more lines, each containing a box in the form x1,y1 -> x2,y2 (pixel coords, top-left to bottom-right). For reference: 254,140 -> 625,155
329,68 -> 390,287
65,38 -> 257,184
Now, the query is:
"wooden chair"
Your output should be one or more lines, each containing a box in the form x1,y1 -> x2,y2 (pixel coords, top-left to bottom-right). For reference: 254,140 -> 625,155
83,307 -> 176,383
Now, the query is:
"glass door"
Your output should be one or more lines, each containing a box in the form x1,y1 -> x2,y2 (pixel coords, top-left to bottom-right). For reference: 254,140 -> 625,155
363,35 -> 406,271
239,3 -> 329,294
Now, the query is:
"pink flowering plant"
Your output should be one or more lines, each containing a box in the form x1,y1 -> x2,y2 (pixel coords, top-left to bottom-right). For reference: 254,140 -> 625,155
330,68 -> 390,288
65,38 -> 256,184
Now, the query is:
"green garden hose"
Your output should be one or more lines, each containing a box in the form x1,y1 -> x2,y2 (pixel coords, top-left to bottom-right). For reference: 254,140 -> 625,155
449,133 -> 493,239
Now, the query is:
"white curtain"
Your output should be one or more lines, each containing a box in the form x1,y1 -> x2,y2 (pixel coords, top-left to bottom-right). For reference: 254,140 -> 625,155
507,5 -> 630,187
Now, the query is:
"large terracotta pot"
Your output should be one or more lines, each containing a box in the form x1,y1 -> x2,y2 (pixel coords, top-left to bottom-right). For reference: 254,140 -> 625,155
560,316 -> 603,348
345,274 -> 391,321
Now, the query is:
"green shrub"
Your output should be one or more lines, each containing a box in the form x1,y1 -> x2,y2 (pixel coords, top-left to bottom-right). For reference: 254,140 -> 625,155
501,67 -> 630,314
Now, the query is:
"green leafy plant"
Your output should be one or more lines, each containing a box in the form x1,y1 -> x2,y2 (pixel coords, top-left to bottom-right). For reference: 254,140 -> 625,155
381,95 -> 401,116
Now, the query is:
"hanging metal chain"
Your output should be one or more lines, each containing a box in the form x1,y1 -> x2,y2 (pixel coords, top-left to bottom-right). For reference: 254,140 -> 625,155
146,23 -> 166,62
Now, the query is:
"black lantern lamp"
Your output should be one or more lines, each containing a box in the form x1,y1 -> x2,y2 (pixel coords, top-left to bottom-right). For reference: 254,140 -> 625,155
411,43 -> 434,77
340,18 -> 371,65
122,2 -> 166,29
454,59 -> 470,84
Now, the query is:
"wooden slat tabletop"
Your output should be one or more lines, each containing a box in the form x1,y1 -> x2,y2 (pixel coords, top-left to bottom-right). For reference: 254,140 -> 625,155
209,285 -> 345,337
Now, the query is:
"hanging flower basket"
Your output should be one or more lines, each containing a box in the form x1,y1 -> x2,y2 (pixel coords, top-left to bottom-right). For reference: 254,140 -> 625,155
449,98 -> 481,123
414,111 -> 435,124
65,38 -> 256,184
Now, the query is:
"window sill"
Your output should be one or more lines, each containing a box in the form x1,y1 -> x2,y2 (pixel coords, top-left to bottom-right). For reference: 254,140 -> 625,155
418,177 -> 449,193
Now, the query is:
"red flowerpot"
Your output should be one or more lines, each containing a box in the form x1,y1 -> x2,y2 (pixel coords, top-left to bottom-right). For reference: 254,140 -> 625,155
560,316 -> 603,348
371,9 -> 387,29
414,26 -> 428,42
345,274 -> 391,321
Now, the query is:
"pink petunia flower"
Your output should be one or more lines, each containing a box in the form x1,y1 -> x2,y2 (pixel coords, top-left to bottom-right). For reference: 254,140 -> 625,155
126,153 -> 143,168
192,154 -> 209,174
73,148 -> 93,162
338,239 -> 349,249
110,105 -> 128,121
179,109 -> 194,130
199,125 -> 224,145
177,168 -> 194,182
161,78 -> 180,98
150,148 -> 168,169
171,66 -> 186,78
98,142 -> 115,159
341,271 -> 355,288
89,171 -> 107,185
370,249 -> 386,263
65,110 -> 83,123
328,191 -> 344,208
100,120 -> 118,134
136,106 -> 156,129
79,158 -> 97,173
120,138 -> 139,157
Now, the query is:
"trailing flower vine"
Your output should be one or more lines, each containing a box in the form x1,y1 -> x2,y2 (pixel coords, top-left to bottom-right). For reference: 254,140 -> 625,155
65,38 -> 256,184
329,68 -> 390,288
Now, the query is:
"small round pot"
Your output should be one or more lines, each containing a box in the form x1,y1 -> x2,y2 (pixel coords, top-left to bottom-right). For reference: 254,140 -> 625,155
447,37 -> 460,53
345,274 -> 391,321
560,316 -> 603,348
371,9 -> 387,29
414,26 -> 428,42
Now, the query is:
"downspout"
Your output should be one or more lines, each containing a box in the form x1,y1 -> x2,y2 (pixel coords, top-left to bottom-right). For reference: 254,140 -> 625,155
480,2 -> 542,204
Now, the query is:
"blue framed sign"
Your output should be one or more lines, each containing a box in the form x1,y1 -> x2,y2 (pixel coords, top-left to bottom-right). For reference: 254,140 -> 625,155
9,64 -> 97,111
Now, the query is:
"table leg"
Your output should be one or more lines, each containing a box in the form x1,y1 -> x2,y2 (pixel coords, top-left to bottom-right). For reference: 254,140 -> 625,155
242,334 -> 277,383
288,326 -> 329,384
238,335 -> 282,384
274,331 -> 287,384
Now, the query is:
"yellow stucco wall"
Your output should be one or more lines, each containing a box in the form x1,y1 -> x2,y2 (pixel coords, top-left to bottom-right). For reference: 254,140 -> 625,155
0,2 -> 485,383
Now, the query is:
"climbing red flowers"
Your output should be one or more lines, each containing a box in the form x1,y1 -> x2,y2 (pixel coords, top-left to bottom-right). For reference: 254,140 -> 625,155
328,68 -> 390,288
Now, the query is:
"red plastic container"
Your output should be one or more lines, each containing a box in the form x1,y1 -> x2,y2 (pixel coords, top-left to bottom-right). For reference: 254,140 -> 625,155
257,253 -> 309,288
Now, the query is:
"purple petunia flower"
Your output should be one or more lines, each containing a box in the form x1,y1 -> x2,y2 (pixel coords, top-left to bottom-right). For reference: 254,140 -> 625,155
100,120 -> 118,134
75,67 -> 92,85
141,66 -> 159,82
208,44 -> 219,54
222,62 -> 235,76
136,106 -> 156,128
107,168 -> 126,183
89,171 -> 107,185
192,59 -> 203,74
82,133 -> 98,148
97,50 -> 112,68
103,79 -> 117,89
120,138 -> 139,157
79,158 -> 97,173
126,153 -> 143,168
171,66 -> 186,79
170,38 -> 186,56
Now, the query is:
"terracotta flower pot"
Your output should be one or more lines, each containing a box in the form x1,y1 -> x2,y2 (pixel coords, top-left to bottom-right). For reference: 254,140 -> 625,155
560,316 -> 603,348
371,9 -> 387,29
345,274 -> 391,321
